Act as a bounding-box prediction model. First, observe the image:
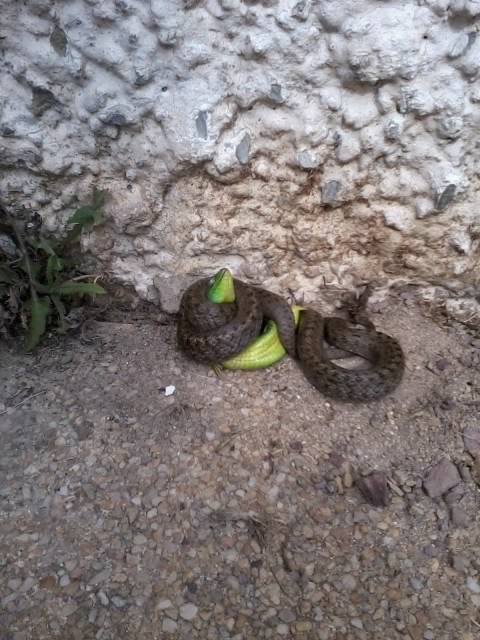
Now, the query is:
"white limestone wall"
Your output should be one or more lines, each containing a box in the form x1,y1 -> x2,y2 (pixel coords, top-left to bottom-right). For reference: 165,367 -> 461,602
1,0 -> 479,313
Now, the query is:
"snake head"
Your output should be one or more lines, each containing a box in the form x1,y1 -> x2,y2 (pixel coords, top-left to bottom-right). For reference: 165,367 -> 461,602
207,268 -> 235,303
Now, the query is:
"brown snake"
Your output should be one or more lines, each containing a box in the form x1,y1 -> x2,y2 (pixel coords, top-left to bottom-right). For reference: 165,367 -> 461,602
178,276 -> 405,402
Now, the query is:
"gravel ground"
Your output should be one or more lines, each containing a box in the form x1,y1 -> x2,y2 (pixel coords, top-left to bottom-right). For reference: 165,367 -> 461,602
1,293 -> 479,640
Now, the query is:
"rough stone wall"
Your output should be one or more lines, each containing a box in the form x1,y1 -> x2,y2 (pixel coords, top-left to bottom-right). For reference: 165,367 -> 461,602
1,0 -> 479,313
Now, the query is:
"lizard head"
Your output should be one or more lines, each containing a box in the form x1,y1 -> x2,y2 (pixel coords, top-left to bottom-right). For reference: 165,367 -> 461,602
207,268 -> 235,304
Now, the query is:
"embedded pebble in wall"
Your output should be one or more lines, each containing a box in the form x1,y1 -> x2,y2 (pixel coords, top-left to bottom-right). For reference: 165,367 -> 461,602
384,118 -> 403,141
296,150 -> 320,170
435,184 -> 457,212
50,25 -> 68,57
98,106 -> 139,127
321,180 -> 341,206
270,84 -> 284,105
195,111 -> 208,140
235,134 -> 251,165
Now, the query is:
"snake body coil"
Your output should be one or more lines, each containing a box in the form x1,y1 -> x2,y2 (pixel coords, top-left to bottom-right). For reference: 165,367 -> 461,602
177,272 -> 405,402
296,310 -> 405,402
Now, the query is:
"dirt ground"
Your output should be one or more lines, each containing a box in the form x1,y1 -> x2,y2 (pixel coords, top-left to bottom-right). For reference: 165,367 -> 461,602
0,290 -> 479,640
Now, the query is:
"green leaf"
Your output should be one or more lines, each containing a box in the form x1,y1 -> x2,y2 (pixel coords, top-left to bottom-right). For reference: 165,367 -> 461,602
49,281 -> 105,296
67,205 -> 97,228
31,237 -> 58,256
63,189 -> 106,248
50,294 -> 67,333
46,254 -> 63,287
24,293 -> 51,352
67,190 -> 105,230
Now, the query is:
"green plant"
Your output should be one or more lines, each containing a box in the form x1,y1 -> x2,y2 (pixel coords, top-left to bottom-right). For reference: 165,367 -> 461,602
0,188 -> 106,351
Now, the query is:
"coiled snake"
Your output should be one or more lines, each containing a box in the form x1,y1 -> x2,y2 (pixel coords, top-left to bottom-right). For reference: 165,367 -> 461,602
177,269 -> 405,402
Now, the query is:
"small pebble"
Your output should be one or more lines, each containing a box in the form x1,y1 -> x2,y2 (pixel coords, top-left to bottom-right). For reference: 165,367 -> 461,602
342,574 -> 357,591
162,618 -> 178,634
111,596 -> 127,608
61,603 -> 78,617
409,578 -> 423,592
179,603 -> 198,621
451,554 -> 467,572
343,471 -> 353,489
423,458 -> 461,498
59,575 -> 70,587
466,577 -> 480,593
278,608 -> 296,624
450,506 -> 469,527
356,471 -> 390,506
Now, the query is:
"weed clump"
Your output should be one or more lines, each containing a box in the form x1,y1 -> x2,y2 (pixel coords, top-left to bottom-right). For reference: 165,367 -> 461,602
0,188 -> 106,351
